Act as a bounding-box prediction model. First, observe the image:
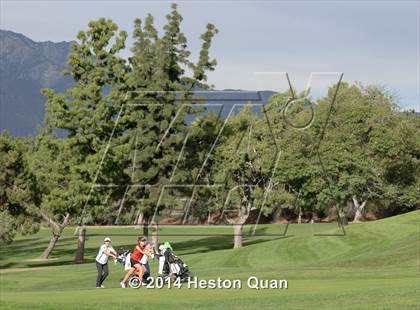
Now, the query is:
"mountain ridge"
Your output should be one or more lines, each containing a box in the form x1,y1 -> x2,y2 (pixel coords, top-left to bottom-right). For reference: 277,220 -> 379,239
0,30 -> 274,136
0,29 -> 75,135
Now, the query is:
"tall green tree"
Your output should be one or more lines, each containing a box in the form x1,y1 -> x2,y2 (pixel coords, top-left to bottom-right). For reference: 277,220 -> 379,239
207,105 -> 278,248
120,4 -> 218,245
42,18 -> 129,262
364,88 -> 420,215
179,111 -> 226,224
262,90 -> 322,223
28,131 -> 76,258
315,84 -> 419,222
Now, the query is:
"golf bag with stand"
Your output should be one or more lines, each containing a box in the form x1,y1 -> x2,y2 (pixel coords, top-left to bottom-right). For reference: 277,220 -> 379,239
157,245 -> 193,282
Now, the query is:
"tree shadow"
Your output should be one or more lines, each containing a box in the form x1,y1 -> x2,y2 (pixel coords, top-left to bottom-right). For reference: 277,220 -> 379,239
0,226 -> 294,269
160,227 -> 293,255
28,257 -> 96,267
0,237 -> 77,260
0,262 -> 13,268
0,258 -> 97,269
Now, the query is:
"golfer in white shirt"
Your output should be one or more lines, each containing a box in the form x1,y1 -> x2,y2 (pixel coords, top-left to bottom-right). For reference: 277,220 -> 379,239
95,237 -> 117,288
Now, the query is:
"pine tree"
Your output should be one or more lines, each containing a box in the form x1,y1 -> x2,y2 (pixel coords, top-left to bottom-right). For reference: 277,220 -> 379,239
121,4 -> 218,244
28,131 -> 75,258
41,18 -> 129,262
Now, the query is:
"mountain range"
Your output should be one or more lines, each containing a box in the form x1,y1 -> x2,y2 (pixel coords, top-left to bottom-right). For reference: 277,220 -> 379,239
0,30 -> 276,136
0,30 -> 75,136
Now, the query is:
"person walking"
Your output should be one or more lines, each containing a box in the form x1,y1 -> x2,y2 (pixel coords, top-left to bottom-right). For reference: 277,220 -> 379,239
95,237 -> 117,288
120,236 -> 147,288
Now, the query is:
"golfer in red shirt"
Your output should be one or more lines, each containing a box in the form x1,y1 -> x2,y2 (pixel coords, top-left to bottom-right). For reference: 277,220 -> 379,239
120,236 -> 147,288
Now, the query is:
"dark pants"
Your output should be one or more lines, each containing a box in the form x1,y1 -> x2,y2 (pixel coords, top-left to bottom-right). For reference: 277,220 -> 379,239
96,261 -> 109,287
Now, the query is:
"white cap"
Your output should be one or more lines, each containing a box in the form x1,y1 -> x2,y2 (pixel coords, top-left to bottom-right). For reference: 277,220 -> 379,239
104,237 -> 111,242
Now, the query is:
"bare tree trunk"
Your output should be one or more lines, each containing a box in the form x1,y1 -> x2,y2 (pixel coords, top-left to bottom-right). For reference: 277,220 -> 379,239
143,221 -> 149,238
114,199 -> 124,224
136,212 -> 144,226
40,212 -> 70,259
298,207 -> 302,224
41,234 -> 60,259
135,212 -> 149,237
151,222 -> 158,250
74,226 -> 86,264
338,207 -> 348,226
225,199 -> 251,249
233,224 -> 243,248
272,207 -> 283,222
352,196 -> 367,223
143,214 -> 149,238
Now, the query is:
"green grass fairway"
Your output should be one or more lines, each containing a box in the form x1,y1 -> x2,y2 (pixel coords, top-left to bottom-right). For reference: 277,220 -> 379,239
1,211 -> 419,309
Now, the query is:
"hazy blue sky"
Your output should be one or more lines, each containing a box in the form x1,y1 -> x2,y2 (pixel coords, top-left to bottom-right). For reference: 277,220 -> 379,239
1,0 -> 419,110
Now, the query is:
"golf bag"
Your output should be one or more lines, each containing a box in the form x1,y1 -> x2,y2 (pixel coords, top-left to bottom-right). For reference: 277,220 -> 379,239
116,249 -> 151,288
158,247 -> 193,282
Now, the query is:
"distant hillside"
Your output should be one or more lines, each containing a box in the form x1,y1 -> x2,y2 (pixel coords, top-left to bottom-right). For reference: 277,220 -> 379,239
0,30 -> 74,136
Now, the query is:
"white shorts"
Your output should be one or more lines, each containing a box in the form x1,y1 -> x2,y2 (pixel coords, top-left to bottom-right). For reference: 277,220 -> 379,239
124,253 -> 132,271
140,255 -> 148,265
158,256 -> 166,274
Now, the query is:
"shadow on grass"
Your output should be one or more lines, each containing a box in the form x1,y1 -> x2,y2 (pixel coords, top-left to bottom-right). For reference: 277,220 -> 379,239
172,235 -> 294,255
0,237 -> 78,260
162,227 -> 294,255
0,262 -> 13,269
0,237 -> 44,258
0,258 -> 97,269
1,226 -> 293,269
29,258 -> 96,267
